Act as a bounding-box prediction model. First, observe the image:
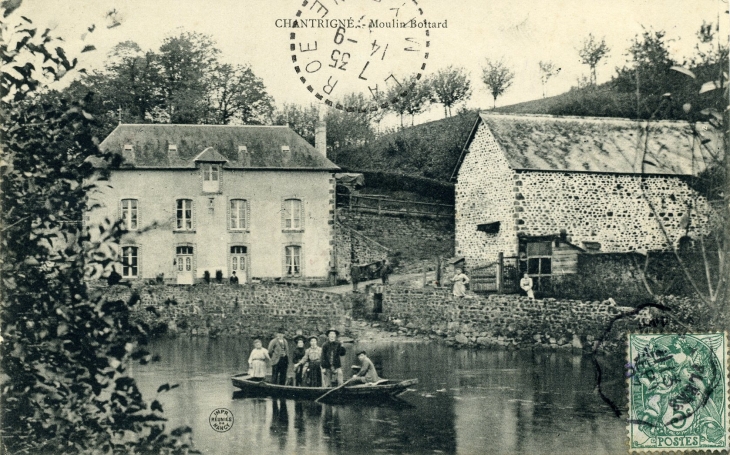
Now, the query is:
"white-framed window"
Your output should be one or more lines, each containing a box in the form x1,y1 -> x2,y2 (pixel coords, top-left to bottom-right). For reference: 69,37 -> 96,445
202,163 -> 220,192
230,199 -> 248,230
121,246 -> 139,278
121,198 -> 138,230
283,198 -> 302,230
176,245 -> 194,272
176,199 -> 193,230
230,245 -> 247,273
285,245 -> 302,276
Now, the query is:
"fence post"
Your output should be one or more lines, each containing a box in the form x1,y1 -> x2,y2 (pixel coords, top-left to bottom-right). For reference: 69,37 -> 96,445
349,193 -> 353,211
377,198 -> 382,216
497,252 -> 504,294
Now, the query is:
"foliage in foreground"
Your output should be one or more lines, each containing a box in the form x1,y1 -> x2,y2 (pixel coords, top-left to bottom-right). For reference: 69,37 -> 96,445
1,8 -> 197,455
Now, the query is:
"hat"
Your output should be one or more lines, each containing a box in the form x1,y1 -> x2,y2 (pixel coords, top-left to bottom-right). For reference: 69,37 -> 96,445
308,335 -> 320,342
293,335 -> 307,343
275,327 -> 286,334
356,350 -> 367,356
326,328 -> 340,336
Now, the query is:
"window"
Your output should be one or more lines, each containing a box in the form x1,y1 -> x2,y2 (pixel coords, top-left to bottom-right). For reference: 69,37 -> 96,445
283,198 -> 302,230
176,199 -> 193,230
202,163 -> 220,192
121,246 -> 138,278
121,199 -> 138,230
525,241 -> 552,290
202,163 -> 219,181
230,199 -> 248,230
285,245 -> 301,276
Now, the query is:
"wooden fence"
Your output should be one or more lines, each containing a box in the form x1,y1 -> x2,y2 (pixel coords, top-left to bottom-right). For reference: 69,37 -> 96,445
469,253 -> 520,294
337,192 -> 454,218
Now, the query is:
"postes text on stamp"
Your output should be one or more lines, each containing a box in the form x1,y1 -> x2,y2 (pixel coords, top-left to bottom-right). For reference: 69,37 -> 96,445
628,333 -> 728,451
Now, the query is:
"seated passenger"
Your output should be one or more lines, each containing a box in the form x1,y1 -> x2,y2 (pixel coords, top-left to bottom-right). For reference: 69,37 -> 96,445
349,350 -> 380,384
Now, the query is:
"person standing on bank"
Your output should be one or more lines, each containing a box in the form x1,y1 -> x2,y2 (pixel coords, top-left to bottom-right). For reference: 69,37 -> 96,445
350,350 -> 380,384
321,328 -> 346,387
229,271 -> 239,284
350,260 -> 361,293
247,338 -> 270,381
268,329 -> 289,385
291,335 -> 307,386
520,272 -> 535,300
380,258 -> 392,285
451,268 -> 470,298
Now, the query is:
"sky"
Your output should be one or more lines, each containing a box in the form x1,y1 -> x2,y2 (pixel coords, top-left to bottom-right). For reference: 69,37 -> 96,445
10,0 -> 728,126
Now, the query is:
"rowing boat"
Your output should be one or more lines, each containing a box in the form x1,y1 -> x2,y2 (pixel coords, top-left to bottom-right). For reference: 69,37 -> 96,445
231,374 -> 418,401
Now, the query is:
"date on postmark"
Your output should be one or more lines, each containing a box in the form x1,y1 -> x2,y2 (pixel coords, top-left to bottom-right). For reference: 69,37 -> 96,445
627,333 -> 728,451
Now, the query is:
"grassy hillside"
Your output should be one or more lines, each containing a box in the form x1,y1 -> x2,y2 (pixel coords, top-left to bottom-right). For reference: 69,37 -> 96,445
336,110 -> 477,183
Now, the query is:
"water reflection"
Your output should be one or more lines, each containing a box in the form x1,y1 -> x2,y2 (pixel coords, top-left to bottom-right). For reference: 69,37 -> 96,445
132,337 -> 626,455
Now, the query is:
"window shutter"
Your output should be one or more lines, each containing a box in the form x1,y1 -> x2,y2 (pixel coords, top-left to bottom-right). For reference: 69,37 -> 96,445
300,199 -> 305,231
246,200 -> 251,230
192,199 -> 196,230
226,197 -> 231,230
173,199 -> 178,230
118,199 -> 123,226
136,199 -> 140,231
299,245 -> 304,276
281,199 -> 286,230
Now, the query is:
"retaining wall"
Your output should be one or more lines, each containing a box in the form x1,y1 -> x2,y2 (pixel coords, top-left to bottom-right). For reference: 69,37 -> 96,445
374,287 -> 638,350
104,283 -> 348,338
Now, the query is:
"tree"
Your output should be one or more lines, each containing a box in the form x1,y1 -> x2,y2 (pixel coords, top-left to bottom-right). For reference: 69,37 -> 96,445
206,63 -> 274,125
538,60 -> 560,98
481,59 -> 515,108
429,66 -> 472,117
157,31 -> 219,123
1,8 -> 196,454
578,33 -> 610,85
385,74 -> 431,127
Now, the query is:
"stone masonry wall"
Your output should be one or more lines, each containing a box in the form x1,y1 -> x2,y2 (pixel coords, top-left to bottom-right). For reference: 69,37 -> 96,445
335,222 -> 390,281
515,171 -> 710,253
338,208 -> 455,272
104,283 -> 347,337
455,122 -> 517,266
377,287 -> 636,350
455,122 -> 711,267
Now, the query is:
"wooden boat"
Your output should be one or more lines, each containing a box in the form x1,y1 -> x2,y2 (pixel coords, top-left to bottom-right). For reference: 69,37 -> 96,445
231,373 -> 418,401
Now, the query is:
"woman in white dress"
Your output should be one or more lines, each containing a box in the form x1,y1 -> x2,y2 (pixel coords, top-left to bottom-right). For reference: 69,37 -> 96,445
451,268 -> 470,298
247,338 -> 271,381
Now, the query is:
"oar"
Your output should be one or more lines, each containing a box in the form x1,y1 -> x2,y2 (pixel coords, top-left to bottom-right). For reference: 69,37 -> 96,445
314,377 -> 357,403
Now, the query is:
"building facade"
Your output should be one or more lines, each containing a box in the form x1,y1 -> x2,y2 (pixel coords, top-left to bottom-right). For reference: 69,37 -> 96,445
90,124 -> 339,284
452,113 -> 718,284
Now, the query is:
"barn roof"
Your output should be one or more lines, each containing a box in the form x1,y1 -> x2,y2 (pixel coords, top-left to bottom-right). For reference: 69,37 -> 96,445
451,113 -> 721,179
99,124 -> 339,170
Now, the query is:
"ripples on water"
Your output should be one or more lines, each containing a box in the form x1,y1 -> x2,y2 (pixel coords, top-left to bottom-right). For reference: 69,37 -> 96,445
131,337 -> 627,455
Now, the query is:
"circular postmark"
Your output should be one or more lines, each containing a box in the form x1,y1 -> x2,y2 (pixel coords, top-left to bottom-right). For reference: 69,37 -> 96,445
287,0 -> 434,112
209,408 -> 234,432
628,334 -> 726,449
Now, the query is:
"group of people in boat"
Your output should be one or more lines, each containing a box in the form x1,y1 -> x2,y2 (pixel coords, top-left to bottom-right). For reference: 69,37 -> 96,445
247,328 -> 379,388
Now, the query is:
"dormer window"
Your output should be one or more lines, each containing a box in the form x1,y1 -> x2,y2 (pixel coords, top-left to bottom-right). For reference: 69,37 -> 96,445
281,146 -> 290,153
123,144 -> 135,163
202,163 -> 220,193
169,144 -> 177,152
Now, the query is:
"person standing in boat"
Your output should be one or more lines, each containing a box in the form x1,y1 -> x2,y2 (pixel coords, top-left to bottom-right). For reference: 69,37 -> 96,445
291,335 -> 307,386
321,329 -> 346,387
294,336 -> 323,387
349,350 -> 380,384
247,338 -> 270,382
268,329 -> 289,385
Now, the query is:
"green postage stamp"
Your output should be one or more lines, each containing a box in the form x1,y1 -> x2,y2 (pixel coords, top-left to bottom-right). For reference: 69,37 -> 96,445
628,333 -> 728,451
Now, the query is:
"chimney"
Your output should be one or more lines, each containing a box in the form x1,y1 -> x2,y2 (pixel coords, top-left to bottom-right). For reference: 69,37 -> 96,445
315,105 -> 327,157
238,146 -> 249,166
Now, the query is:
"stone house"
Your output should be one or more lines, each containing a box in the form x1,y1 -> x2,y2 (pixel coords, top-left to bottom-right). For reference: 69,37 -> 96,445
89,123 -> 339,284
451,113 -> 718,289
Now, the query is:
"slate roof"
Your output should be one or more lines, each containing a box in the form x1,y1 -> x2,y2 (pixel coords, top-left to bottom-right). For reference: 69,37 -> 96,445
99,124 -> 339,170
452,113 -> 722,179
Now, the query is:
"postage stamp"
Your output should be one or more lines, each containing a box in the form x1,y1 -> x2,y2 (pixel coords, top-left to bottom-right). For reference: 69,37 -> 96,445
627,333 -> 728,452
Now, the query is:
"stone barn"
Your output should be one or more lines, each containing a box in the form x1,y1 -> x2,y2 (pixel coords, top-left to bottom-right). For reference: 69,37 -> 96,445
451,113 -> 719,290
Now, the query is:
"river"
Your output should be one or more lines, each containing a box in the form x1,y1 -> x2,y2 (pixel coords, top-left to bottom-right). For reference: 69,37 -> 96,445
131,337 -> 628,455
